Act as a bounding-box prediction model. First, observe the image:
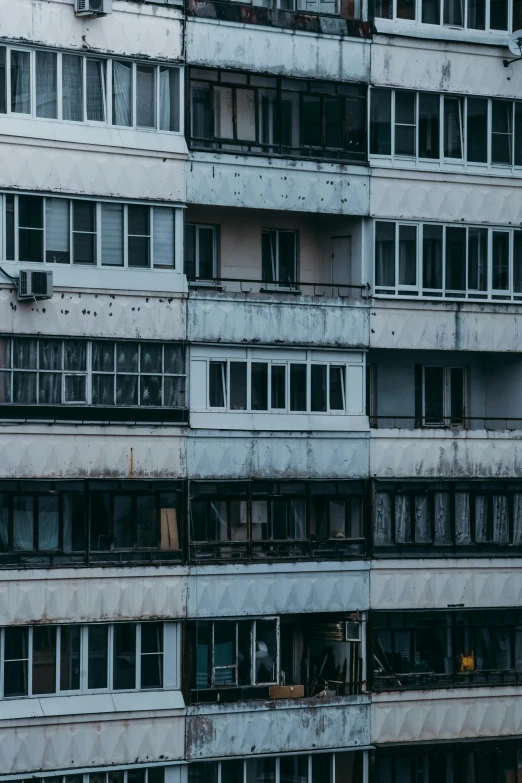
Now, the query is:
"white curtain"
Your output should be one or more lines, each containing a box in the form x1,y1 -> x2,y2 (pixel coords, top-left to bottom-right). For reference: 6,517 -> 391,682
11,50 -> 31,114
455,491 -> 471,544
159,66 -> 179,132
45,199 -> 69,263
475,495 -> 489,542
101,203 -> 124,266
414,495 -> 432,543
38,496 -> 59,550
513,494 -> 522,545
39,373 -> 61,404
112,61 -> 132,127
13,497 -> 33,550
35,51 -> 57,119
62,54 -> 83,122
136,65 -> 155,128
434,491 -> 451,544
395,494 -> 411,543
152,207 -> 175,267
86,59 -> 106,122
290,499 -> 306,539
492,494 -> 509,543
374,492 -> 392,546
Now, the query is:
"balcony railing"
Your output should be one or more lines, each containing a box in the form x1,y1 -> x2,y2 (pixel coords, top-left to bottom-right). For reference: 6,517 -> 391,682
374,669 -> 522,691
369,416 -> 522,431
188,276 -> 368,299
190,677 -> 363,705
189,538 -> 366,563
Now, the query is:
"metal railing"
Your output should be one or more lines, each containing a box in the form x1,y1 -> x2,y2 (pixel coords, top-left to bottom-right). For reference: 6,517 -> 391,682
374,669 -> 522,691
369,416 -> 522,431
187,276 -> 369,299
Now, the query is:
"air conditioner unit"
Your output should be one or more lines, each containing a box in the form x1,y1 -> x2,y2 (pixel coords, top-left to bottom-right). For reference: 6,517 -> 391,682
75,0 -> 113,17
18,270 -> 53,301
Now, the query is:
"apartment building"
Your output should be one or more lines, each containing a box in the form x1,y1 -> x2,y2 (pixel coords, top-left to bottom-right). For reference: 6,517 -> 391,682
0,0 -> 520,781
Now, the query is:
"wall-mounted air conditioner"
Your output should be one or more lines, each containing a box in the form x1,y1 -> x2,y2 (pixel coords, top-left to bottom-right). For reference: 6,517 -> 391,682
75,0 -> 113,17
18,270 -> 53,301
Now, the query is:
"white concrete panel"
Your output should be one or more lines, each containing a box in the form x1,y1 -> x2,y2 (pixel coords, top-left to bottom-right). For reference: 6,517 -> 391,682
371,559 -> 522,610
186,697 -> 370,759
188,295 -> 369,348
187,561 -> 370,617
187,432 -> 370,478
0,567 -> 187,625
0,289 -> 186,340
0,711 -> 185,776
0,139 -> 185,202
187,156 -> 369,215
1,0 -> 183,61
187,19 -> 370,81
370,301 -> 522,353
370,430 -> 522,478
0,426 -> 186,479
372,687 -> 522,745
369,170 -> 522,224
371,35 -> 520,99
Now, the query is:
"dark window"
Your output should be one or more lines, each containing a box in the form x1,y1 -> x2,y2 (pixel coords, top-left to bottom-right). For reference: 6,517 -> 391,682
444,97 -> 463,159
490,0 -> 508,28
290,364 -> 307,411
395,91 -> 416,156
19,196 -> 44,263
4,627 -> 29,697
262,229 -> 297,286
35,51 -> 58,119
370,88 -> 392,155
113,623 -> 136,690
419,92 -> 440,158
444,0 -> 463,25
128,205 -> 150,268
492,231 -> 510,290
141,622 -> 163,689
492,100 -> 513,164
445,226 -> 466,291
422,224 -> 443,290
184,224 -> 217,280
230,362 -> 247,410
251,363 -> 268,411
73,201 -> 96,264
88,625 -> 108,689
375,222 -> 396,288
466,97 -> 488,162
0,47 -> 6,114
271,366 -> 286,410
422,0 -> 441,23
468,0 -> 486,27
32,626 -> 57,695
468,227 -> 488,292
60,625 -> 81,691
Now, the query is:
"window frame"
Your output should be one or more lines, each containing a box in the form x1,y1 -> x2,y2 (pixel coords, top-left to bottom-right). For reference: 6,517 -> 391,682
419,364 -> 467,428
373,0 -> 513,31
261,227 -> 299,289
184,222 -> 219,281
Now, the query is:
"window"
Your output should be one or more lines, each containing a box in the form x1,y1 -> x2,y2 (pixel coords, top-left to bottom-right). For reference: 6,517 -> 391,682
1,770 -> 167,783
416,365 -> 466,427
374,480 -> 522,553
0,44 -> 181,131
0,622 -> 174,697
189,753 -> 364,783
1,193 -> 178,269
204,352 -> 358,414
373,609 -> 522,690
0,337 -> 185,409
374,0 -> 512,29
261,229 -> 298,287
184,223 -> 218,280
189,480 -> 366,562
374,219 -> 522,301
189,69 -> 366,162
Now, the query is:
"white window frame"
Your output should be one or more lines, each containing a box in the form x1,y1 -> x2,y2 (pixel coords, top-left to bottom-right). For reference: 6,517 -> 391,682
200,751 -> 366,783
374,0 -> 512,32
208,617 -> 280,689
184,222 -> 219,281
261,227 -> 299,289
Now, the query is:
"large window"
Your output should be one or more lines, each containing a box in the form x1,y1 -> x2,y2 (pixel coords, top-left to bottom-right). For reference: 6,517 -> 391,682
370,88 -> 522,170
0,44 -> 181,131
373,609 -> 522,690
184,223 -> 219,281
189,614 -> 363,703
0,479 -> 183,565
189,752 -> 364,783
0,621 -> 177,698
189,480 -> 366,561
261,229 -> 298,287
0,337 -> 185,414
374,0 -> 516,31
1,193 -> 178,269
189,68 -> 366,162
2,769 -> 166,783
374,219 -> 522,301
416,365 -> 466,427
373,479 -> 522,555
376,741 -> 522,783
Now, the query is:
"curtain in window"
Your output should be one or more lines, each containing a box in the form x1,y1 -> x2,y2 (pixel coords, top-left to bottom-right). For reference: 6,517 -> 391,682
455,491 -> 471,544
475,495 -> 489,542
38,496 -> 59,550
0,495 -> 8,552
289,499 -> 306,539
39,373 -> 61,404
45,199 -> 70,264
136,65 -> 155,128
11,50 -> 31,114
112,61 -> 132,127
13,496 -> 33,550
86,59 -> 106,122
374,492 -> 392,546
433,491 -> 452,544
209,500 -> 228,541
164,376 -> 184,408
101,203 -> 124,266
395,494 -> 411,543
62,55 -> 83,122
153,207 -> 175,267
262,231 -> 277,283
35,51 -> 57,119
414,495 -> 431,543
514,494 -> 522,545
492,494 -> 509,543
159,66 -> 179,132
116,374 -> 138,406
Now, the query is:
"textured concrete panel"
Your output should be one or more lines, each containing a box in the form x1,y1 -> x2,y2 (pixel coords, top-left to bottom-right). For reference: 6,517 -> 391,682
0,567 -> 187,625
0,289 -> 186,341
370,302 -> 522,353
0,0 -> 183,61
372,688 -> 522,745
0,712 -> 185,776
187,562 -> 370,617
371,560 -> 522,610
370,430 -> 522,478
187,156 -> 369,215
0,426 -> 186,479
189,295 -> 369,348
187,698 -> 370,759
188,432 -> 370,479
372,36 -> 520,99
369,170 -> 522,224
187,18 -> 370,81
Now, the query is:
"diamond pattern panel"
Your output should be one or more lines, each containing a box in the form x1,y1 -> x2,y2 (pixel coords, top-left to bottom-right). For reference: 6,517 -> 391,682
372,40 -> 522,100
0,290 -> 186,341
0,141 -> 185,203
188,434 -> 369,479
0,714 -> 185,776
189,296 -> 369,348
370,431 -> 522,478
187,158 -> 369,215
187,19 -> 370,81
0,567 -> 187,625
186,700 -> 370,759
371,562 -> 522,610
372,690 -> 522,745
2,0 -> 182,62
187,565 -> 369,616
0,427 -> 186,479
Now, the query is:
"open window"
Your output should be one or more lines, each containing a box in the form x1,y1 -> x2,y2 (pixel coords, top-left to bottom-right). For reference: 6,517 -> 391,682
184,223 -> 219,281
415,365 -> 466,427
262,229 -> 298,288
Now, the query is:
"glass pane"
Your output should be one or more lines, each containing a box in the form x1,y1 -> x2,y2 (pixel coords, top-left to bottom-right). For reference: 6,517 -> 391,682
137,494 -> 157,547
514,230 -> 522,293
422,0 -> 441,22
140,622 -> 163,689
236,88 -> 257,142
312,754 -> 332,783
444,0 -> 464,24
88,625 -> 108,689
116,373 -> 138,407
492,232 -> 510,290
466,98 -> 487,162
490,0 -> 508,28
11,50 -> 31,114
113,623 -> 136,690
214,621 -> 236,684
271,365 -> 286,409
86,59 -> 106,122
101,203 -> 124,266
280,756 -> 308,783
214,86 -> 234,139
279,232 -> 297,284
112,60 -> 132,127
63,494 -> 85,552
311,364 -> 327,412
290,364 -> 307,411
423,224 -> 443,290
46,198 -> 70,264
330,366 -> 345,410
64,340 -> 87,371
60,625 -> 81,691
13,495 -> 34,550
468,228 -> 487,291
245,758 -> 275,783
113,495 -> 134,548
251,363 -> 268,411
395,92 -> 416,156
492,100 -> 513,165
424,367 -> 444,424
467,0 -> 485,26
4,627 -> 29,697
0,47 -> 6,114
136,65 -> 156,128
221,760 -> 243,783
302,95 -> 322,147
397,0 -> 416,17
36,51 -> 58,118
444,97 -> 463,158
375,222 -> 396,287
209,362 -> 225,407
62,54 -> 83,122
445,226 -> 466,291
370,88 -> 392,155
116,342 -> 139,372
230,362 -> 247,410
159,66 -> 180,132
197,226 -> 215,279
398,224 -> 417,286
38,495 -> 59,550
419,93 -> 440,158
93,341 -> 114,372
32,626 -> 57,695
153,207 -> 175,267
